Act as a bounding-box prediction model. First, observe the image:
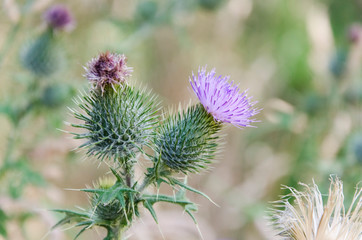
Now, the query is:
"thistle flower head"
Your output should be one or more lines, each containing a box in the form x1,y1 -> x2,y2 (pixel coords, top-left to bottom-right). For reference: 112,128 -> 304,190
85,52 -> 133,93
270,177 -> 362,240
72,85 -> 159,163
43,4 -> 74,31
155,104 -> 221,173
190,66 -> 259,128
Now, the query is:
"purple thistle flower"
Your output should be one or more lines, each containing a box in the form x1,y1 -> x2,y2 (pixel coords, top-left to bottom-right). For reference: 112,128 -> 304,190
190,66 -> 259,128
84,52 -> 133,93
43,5 -> 74,31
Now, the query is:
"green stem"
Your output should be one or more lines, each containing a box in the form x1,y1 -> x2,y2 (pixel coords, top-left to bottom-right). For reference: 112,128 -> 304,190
122,159 -> 134,188
137,174 -> 154,193
125,171 -> 132,188
104,226 -> 125,240
137,157 -> 165,192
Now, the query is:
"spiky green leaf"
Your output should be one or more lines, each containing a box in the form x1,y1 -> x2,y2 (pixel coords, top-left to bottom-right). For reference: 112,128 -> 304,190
168,177 -> 218,206
143,200 -> 158,223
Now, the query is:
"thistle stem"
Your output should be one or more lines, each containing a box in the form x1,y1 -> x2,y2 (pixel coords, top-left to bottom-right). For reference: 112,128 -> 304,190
123,159 -> 134,188
137,159 -> 164,192
137,174 -> 154,193
104,226 -> 124,240
125,171 -> 132,188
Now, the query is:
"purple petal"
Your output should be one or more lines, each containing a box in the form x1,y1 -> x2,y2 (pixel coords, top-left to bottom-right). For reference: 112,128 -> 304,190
190,66 -> 259,128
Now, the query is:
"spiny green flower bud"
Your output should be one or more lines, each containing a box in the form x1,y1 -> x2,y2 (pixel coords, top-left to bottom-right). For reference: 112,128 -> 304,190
90,177 -> 135,224
155,104 -> 221,173
93,197 -> 123,221
72,84 -> 159,163
20,30 -> 62,76
91,179 -> 122,221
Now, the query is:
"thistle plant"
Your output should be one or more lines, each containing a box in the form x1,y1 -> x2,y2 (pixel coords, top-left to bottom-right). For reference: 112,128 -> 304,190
20,4 -> 74,76
54,52 -> 259,239
0,4 -> 75,238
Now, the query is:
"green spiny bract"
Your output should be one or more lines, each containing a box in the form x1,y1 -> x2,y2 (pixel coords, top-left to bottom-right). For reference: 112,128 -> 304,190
53,175 -> 139,239
155,103 -> 221,173
72,84 -> 159,163
93,198 -> 122,221
91,185 -> 136,225
91,178 -> 123,221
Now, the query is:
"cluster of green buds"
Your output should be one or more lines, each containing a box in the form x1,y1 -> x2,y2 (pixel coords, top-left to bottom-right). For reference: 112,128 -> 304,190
54,52 -> 259,239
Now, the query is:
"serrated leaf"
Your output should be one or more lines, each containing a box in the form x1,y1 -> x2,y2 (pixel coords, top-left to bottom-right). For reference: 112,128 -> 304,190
80,189 -> 104,194
74,225 -> 89,240
185,208 -> 197,224
51,209 -> 90,229
169,178 -> 218,206
143,200 -> 158,223
116,194 -> 126,209
110,168 -> 124,184
155,177 -> 168,188
141,194 -> 192,206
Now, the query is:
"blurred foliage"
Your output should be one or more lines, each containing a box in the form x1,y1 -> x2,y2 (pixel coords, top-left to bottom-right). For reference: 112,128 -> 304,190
0,208 -> 7,237
0,0 -> 361,239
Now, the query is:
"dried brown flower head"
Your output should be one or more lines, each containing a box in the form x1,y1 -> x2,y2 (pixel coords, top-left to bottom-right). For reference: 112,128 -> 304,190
84,52 -> 133,93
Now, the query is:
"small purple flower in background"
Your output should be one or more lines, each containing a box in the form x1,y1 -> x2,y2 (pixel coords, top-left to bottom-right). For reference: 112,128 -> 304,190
348,24 -> 362,44
190,66 -> 259,128
85,52 -> 133,93
43,4 -> 74,31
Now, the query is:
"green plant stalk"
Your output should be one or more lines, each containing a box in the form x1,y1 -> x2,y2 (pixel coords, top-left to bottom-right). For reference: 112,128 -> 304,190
122,158 -> 134,188
137,158 -> 165,193
105,225 -> 125,240
137,174 -> 154,193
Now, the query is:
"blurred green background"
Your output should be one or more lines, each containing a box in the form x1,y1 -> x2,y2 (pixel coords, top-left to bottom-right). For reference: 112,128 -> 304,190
0,0 -> 361,239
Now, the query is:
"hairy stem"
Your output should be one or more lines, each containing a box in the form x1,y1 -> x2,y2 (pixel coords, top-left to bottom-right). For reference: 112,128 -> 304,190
125,170 -> 132,188
122,159 -> 134,188
104,225 -> 124,240
137,174 -> 154,193
137,158 -> 166,192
